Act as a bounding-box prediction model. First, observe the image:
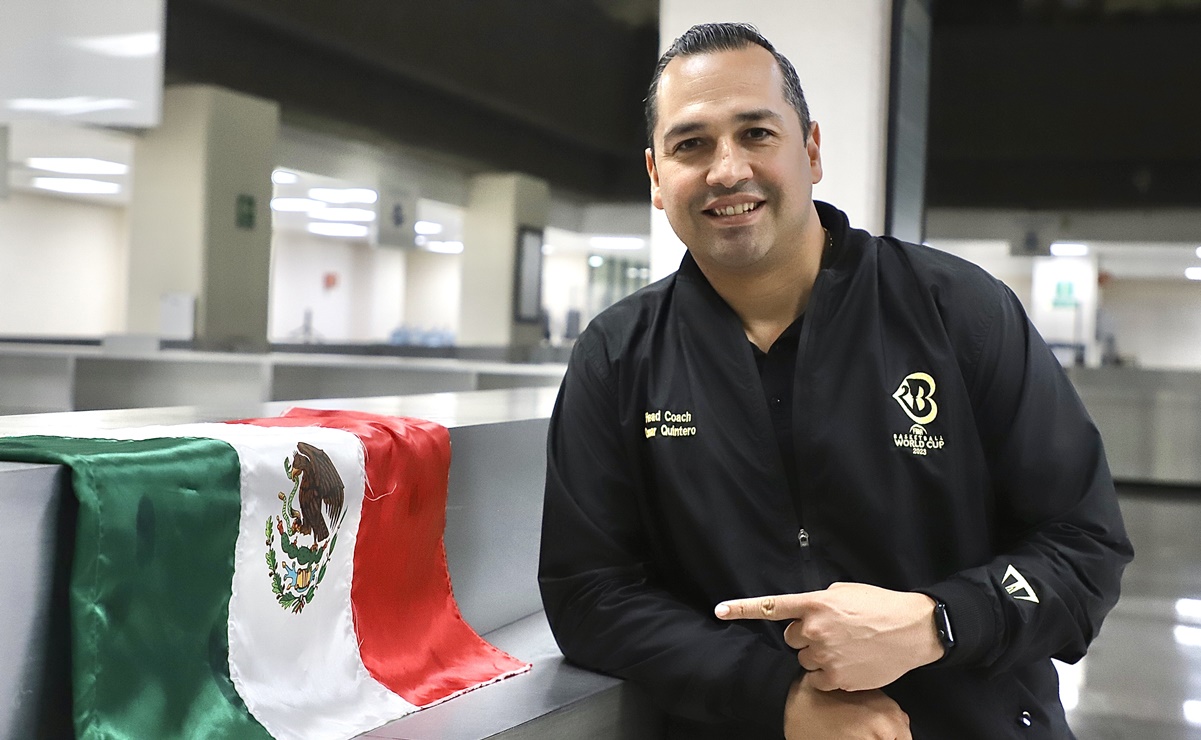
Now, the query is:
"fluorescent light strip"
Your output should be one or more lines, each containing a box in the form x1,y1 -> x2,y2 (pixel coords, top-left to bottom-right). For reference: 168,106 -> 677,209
271,197 -> 320,213
27,157 -> 127,175
33,177 -> 120,195
1186,700 -> 1201,726
71,32 -> 161,59
1050,242 -> 1089,258
8,97 -> 137,115
425,241 -> 464,254
307,223 -> 369,238
1175,625 -> 1201,647
414,220 -> 443,235
1178,598 -> 1201,621
309,187 -> 378,205
271,197 -> 322,213
1186,267 -> 1201,281
310,207 -> 376,223
272,170 -> 299,185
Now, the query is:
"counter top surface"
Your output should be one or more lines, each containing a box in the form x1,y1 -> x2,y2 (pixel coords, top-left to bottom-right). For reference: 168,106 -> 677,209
0,387 -> 560,435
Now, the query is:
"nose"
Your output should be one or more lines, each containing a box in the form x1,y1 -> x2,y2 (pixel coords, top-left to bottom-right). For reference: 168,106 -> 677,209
706,139 -> 752,189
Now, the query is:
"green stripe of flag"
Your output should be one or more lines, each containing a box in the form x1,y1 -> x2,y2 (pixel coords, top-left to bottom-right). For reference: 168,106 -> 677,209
0,436 -> 272,740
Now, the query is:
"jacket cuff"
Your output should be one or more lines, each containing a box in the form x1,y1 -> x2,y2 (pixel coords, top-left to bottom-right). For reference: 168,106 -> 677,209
732,648 -> 802,729
916,578 -> 997,668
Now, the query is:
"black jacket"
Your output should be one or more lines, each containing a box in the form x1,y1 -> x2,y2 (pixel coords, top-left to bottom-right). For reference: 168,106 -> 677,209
539,202 -> 1132,738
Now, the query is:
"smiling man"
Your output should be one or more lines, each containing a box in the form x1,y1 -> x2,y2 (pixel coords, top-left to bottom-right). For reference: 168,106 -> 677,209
539,22 -> 1131,739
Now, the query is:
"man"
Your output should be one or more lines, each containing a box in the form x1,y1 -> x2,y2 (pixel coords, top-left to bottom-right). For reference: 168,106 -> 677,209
539,22 -> 1131,739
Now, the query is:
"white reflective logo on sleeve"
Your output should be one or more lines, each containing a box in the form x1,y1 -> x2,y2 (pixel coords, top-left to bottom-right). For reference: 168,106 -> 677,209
1002,564 -> 1041,603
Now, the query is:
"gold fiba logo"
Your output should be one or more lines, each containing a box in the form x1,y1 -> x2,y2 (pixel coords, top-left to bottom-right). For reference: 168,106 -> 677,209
892,372 -> 944,455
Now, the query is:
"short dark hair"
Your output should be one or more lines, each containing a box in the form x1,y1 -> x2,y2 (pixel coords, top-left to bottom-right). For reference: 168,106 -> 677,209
644,23 -> 812,152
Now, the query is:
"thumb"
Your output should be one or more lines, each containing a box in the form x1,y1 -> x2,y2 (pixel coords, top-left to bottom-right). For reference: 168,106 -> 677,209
714,592 -> 815,621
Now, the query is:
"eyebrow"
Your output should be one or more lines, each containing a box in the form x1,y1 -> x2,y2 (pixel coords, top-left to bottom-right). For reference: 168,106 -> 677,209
661,109 -> 786,143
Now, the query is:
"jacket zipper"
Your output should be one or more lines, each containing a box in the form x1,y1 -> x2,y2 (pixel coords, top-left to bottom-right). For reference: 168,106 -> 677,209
792,265 -> 829,584
797,528 -> 812,561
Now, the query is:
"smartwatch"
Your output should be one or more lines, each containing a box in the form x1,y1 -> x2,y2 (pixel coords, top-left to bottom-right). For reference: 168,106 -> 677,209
933,600 -> 955,654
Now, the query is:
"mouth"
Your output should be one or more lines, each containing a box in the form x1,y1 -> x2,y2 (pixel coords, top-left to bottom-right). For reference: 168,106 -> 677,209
704,201 -> 763,218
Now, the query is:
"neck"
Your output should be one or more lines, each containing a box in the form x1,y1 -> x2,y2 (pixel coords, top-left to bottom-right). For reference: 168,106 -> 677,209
700,221 -> 828,353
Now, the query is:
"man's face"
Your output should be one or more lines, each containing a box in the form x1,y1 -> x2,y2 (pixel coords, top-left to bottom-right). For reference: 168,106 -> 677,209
646,46 -> 822,275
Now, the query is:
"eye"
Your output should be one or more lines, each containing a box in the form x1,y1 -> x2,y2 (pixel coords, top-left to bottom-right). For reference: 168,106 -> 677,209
672,138 -> 703,154
744,127 -> 773,141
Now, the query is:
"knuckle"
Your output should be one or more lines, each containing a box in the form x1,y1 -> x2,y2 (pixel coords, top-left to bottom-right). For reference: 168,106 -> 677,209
760,596 -> 777,616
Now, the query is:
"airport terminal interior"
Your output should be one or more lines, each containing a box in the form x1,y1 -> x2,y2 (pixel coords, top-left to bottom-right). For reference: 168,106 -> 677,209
5,0 -> 1201,737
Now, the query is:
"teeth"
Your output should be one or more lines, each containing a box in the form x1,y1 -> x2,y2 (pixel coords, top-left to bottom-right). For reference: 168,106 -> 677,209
713,202 -> 758,216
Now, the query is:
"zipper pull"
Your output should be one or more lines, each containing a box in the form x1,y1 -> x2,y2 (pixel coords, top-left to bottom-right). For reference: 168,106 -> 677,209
797,528 -> 812,561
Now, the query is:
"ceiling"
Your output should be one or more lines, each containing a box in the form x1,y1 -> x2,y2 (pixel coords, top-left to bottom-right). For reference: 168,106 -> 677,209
6,0 -> 1201,211
152,0 -> 1201,208
163,0 -> 659,202
928,0 -> 1201,209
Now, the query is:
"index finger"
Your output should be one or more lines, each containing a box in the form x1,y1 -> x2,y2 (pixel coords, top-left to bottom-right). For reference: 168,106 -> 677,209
714,593 -> 815,621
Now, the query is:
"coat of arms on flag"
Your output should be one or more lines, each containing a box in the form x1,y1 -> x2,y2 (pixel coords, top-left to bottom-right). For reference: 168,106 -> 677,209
0,408 -> 531,740
266,442 -> 347,613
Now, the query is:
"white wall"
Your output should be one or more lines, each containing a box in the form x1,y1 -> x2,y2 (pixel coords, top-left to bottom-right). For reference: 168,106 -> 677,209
403,249 -> 461,339
542,251 -> 591,343
1101,279 -> 1201,369
269,232 -> 404,342
0,191 -> 127,336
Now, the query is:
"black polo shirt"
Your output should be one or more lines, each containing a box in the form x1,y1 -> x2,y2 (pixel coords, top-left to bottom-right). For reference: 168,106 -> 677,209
751,315 -> 803,516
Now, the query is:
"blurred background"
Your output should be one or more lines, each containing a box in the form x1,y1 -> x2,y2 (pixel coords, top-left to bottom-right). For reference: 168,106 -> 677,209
2,0 -> 1201,364
4,2 -> 1201,737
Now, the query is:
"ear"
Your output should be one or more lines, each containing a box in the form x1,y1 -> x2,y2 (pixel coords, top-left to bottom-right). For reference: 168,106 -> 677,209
807,121 -> 823,185
645,148 -> 664,210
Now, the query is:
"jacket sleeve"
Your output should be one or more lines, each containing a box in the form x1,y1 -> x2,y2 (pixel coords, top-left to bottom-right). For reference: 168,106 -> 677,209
538,333 -> 801,729
920,284 -> 1134,671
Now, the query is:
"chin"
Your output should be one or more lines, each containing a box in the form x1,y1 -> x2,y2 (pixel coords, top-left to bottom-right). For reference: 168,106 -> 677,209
707,248 -> 772,272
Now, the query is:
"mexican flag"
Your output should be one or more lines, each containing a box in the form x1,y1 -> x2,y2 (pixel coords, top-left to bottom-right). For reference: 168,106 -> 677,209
0,408 -> 529,739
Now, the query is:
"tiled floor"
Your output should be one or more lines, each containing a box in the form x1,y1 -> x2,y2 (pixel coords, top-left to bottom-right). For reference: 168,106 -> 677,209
1063,485 -> 1201,738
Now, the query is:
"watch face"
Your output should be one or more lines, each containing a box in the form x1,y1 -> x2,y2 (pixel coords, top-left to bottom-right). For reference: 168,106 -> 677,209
935,602 -> 955,649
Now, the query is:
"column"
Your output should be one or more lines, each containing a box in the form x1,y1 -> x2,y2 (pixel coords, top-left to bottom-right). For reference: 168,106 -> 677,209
127,84 -> 278,351
651,0 -> 899,279
0,125 -> 8,200
458,172 -> 549,350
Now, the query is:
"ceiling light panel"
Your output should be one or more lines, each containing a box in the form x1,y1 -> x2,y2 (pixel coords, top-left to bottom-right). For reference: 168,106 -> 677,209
70,32 -> 161,59
32,177 -> 120,194
26,157 -> 127,175
309,187 -> 378,205
270,197 -> 322,212
309,207 -> 376,222
1050,242 -> 1089,258
307,223 -> 370,238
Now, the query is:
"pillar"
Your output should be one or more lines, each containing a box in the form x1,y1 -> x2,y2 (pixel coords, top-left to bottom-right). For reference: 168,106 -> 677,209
0,125 -> 8,200
458,172 -> 549,350
127,84 -> 278,351
651,1 -> 899,279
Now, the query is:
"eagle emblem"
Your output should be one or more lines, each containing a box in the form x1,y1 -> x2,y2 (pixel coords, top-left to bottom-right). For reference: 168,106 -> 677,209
264,443 -> 348,613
